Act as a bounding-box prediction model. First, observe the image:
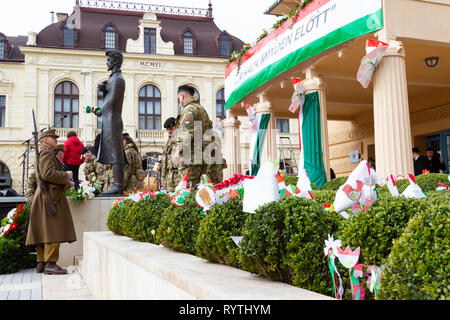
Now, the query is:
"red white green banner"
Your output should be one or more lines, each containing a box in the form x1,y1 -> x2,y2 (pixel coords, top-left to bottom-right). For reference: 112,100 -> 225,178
225,0 -> 384,109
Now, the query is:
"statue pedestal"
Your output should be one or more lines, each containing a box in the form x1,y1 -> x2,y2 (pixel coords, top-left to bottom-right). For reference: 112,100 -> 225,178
59,197 -> 118,267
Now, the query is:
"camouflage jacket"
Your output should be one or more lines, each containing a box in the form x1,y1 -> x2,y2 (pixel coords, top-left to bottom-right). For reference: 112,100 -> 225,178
161,135 -> 175,179
173,96 -> 213,166
25,172 -> 37,202
83,155 -> 97,181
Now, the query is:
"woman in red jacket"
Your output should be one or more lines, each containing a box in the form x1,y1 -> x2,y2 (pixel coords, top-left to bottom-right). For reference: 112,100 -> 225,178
63,131 -> 85,189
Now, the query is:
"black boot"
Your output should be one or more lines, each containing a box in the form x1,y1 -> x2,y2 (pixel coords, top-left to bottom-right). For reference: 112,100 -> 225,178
99,164 -> 124,196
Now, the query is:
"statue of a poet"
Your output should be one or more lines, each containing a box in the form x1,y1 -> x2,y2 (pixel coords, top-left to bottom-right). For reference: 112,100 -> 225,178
95,49 -> 127,195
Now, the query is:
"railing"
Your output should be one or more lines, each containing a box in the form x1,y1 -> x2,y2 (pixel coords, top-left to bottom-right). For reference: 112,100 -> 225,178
136,130 -> 165,142
77,0 -> 212,17
55,128 -> 81,140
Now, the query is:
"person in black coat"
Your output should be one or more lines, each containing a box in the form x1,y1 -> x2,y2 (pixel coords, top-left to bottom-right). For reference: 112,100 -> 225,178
426,148 -> 446,173
412,147 -> 430,176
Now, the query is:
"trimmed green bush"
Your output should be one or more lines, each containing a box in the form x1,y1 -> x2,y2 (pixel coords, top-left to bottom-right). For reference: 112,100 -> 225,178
196,196 -> 248,268
238,199 -> 292,282
122,194 -> 171,243
0,202 -> 36,274
284,197 -> 341,296
415,173 -> 449,192
311,190 -> 336,207
379,203 -> 450,300
339,197 -> 429,267
156,193 -> 204,255
320,176 -> 348,191
106,199 -> 134,236
377,179 -> 409,197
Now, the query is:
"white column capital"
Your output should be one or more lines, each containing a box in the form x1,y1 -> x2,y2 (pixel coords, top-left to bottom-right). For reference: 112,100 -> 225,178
302,66 -> 326,93
222,110 -> 241,128
383,40 -> 405,58
255,92 -> 273,114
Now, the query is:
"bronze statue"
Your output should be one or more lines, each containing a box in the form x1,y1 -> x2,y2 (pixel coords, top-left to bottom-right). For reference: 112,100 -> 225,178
95,49 -> 126,195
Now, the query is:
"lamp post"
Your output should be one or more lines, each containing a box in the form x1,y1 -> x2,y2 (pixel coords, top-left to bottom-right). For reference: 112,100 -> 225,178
80,70 -> 91,145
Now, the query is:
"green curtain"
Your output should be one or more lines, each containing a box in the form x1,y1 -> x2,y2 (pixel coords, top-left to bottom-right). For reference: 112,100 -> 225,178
302,92 -> 327,188
251,113 -> 271,176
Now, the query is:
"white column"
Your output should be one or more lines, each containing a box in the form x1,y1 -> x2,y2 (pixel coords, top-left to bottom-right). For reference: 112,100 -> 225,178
255,92 -> 277,164
373,40 -> 413,178
302,66 -> 331,181
222,110 -> 241,180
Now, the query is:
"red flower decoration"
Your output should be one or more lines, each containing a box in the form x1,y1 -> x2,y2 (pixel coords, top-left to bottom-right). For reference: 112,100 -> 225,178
9,223 -> 18,232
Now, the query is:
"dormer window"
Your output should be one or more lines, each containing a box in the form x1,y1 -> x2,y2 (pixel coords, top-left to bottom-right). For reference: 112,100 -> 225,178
181,30 -> 196,55
218,33 -> 231,56
63,25 -> 74,46
0,34 -> 8,60
144,28 -> 156,54
103,23 -> 119,49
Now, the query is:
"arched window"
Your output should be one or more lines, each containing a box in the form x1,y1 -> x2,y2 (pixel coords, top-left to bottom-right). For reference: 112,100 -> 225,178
0,34 -> 7,60
218,33 -> 231,56
54,81 -> 79,128
216,88 -> 226,120
178,86 -> 200,113
105,25 -> 116,49
182,31 -> 194,54
0,162 -> 12,188
139,85 -> 161,130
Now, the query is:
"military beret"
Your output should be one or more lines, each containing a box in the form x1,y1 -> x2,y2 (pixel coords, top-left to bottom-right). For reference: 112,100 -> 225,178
38,129 -> 59,141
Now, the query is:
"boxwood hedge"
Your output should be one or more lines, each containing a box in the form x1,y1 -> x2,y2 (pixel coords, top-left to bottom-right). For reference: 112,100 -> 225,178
378,203 -> 450,300
196,196 -> 248,268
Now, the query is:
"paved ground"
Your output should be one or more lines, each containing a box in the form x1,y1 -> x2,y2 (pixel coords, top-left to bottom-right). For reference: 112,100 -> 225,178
0,265 -> 94,300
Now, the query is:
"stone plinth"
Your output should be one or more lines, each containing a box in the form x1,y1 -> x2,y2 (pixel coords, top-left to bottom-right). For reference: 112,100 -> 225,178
82,231 -> 333,300
58,197 -> 117,267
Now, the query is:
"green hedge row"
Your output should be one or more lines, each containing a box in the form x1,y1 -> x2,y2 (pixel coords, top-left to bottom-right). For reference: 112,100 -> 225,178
106,180 -> 450,299
0,202 -> 37,274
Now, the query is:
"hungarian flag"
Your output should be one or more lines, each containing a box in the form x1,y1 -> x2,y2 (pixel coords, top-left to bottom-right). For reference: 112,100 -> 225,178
276,171 -> 287,196
357,39 -> 389,88
288,78 -> 306,113
386,174 -> 400,196
176,171 -> 189,192
297,92 -> 327,189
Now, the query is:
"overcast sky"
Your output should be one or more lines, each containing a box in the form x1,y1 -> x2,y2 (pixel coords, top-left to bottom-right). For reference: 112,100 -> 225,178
0,0 -> 280,43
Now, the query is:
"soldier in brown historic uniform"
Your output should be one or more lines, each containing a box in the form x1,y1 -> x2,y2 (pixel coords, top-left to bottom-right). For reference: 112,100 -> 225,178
26,129 -> 76,275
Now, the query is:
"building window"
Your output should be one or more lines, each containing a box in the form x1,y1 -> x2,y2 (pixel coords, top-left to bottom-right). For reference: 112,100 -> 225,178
105,25 -> 116,49
178,86 -> 200,113
97,89 -> 104,129
276,118 -> 290,133
63,26 -> 74,46
219,33 -> 231,56
183,31 -> 194,54
0,34 -> 6,59
144,28 -> 156,54
0,96 -> 5,127
216,88 -> 226,120
0,162 -> 12,188
54,81 -> 79,128
139,85 -> 161,130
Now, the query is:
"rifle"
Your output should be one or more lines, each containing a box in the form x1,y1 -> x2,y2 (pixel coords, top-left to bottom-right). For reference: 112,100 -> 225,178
32,109 -> 57,216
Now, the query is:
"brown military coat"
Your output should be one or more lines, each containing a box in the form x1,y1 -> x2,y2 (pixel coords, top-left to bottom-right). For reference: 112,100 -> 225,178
26,146 -> 76,246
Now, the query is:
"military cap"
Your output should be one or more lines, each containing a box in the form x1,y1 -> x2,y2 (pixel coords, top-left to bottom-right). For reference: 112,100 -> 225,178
56,144 -> 65,152
38,129 -> 59,141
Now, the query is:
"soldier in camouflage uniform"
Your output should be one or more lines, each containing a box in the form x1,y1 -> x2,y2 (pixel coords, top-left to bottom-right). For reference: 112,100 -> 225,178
172,85 -> 218,189
82,147 -> 97,182
95,162 -> 113,192
161,117 -> 177,192
122,135 -> 145,192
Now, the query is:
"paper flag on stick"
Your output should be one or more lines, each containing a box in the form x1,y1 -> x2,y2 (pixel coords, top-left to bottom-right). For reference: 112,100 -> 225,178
386,174 -> 400,196
357,39 -> 389,88
231,236 -> 244,248
324,235 -> 344,300
196,185 -> 216,212
288,77 -> 305,113
276,171 -> 287,196
401,174 -> 427,199
85,105 -> 101,114
176,171 -> 189,192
